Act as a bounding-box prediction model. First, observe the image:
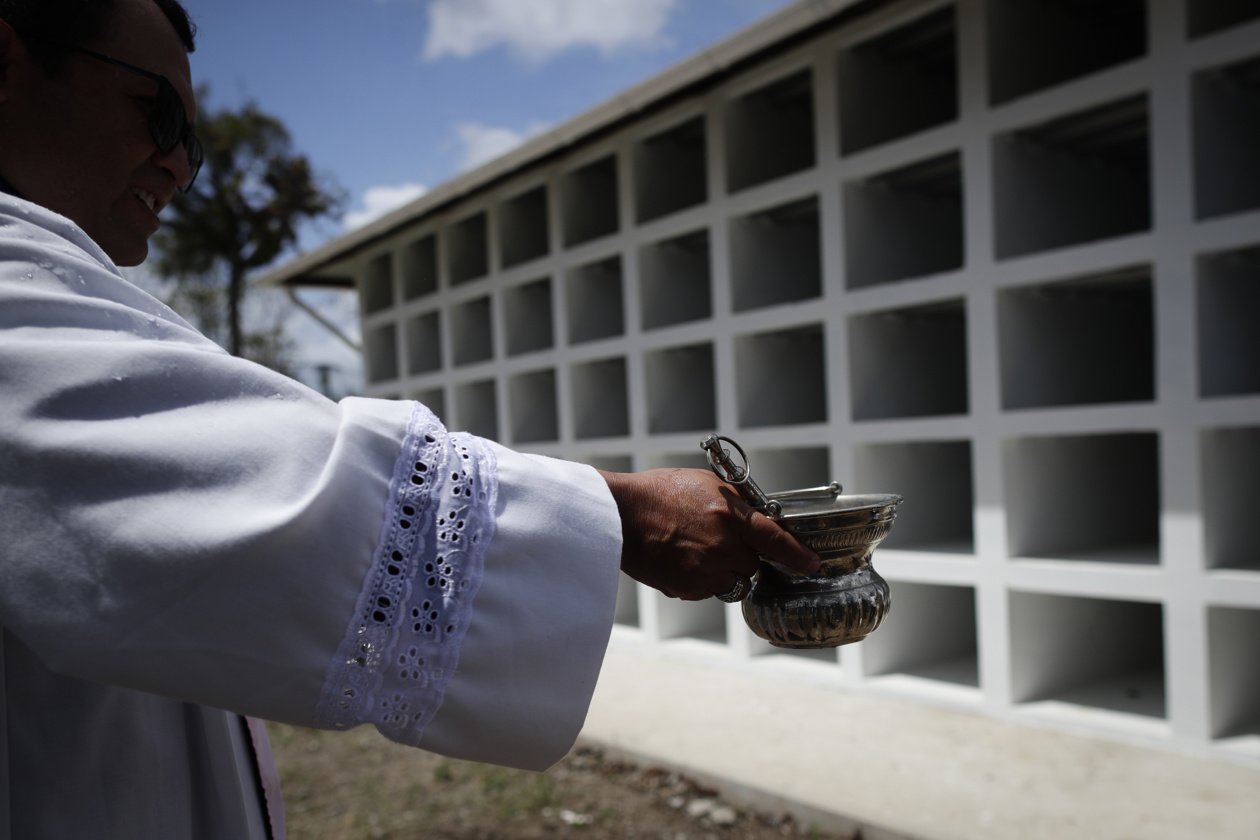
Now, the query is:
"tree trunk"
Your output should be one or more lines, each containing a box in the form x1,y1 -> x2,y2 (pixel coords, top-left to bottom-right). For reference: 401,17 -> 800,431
229,262 -> 245,357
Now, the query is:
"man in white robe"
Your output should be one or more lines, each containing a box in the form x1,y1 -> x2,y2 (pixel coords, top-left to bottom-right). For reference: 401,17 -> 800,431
0,1 -> 820,837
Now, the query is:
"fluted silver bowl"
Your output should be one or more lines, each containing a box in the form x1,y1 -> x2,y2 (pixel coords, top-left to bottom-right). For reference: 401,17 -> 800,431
742,492 -> 901,649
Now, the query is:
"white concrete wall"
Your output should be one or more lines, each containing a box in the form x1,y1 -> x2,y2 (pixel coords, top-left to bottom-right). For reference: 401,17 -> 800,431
354,0 -> 1260,767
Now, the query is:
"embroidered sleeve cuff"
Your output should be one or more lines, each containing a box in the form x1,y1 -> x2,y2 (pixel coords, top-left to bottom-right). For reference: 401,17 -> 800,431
313,403 -> 497,746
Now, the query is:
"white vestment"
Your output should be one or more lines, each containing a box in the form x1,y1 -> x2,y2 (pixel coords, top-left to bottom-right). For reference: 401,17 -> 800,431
0,193 -> 624,838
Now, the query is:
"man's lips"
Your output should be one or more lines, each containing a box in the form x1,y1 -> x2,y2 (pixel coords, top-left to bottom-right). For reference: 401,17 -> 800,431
131,187 -> 172,215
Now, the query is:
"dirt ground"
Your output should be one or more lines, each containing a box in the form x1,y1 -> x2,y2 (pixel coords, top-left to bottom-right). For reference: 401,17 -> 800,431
268,723 -> 858,840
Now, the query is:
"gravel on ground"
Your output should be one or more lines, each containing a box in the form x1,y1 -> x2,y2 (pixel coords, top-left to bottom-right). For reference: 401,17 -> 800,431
268,723 -> 859,840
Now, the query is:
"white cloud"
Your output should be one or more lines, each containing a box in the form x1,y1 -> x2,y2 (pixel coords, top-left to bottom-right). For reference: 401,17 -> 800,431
423,0 -> 677,62
455,121 -> 549,172
343,182 -> 429,231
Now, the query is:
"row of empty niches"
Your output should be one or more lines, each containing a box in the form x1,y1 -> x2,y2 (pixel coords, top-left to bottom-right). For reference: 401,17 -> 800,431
634,117 -> 707,224
1010,592 -> 1165,719
1004,432 -> 1160,564
502,249 -> 704,354
998,267 -> 1154,410
657,596 -> 729,646
397,269 -> 1161,422
730,6 -> 954,180
359,212 -> 492,293
407,284 -> 553,375
794,590 -> 1249,726
361,253 -> 395,315
561,156 -> 619,248
650,579 -> 982,676
437,361 -> 634,446
640,229 -> 711,329
849,300 -> 968,421
507,369 -> 559,444
396,324 -> 824,442
837,5 -> 958,156
504,278 -> 553,356
566,256 -> 625,344
994,94 -> 1150,259
862,582 -> 978,686
1188,0 -> 1260,38
643,327 -> 828,435
1194,52 -> 1260,220
1199,245 -> 1260,399
1208,606 -> 1260,739
498,186 -> 549,270
854,441 -> 974,553
1201,426 -> 1260,571
405,311 -> 442,374
427,259 -> 627,369
613,328 -> 827,435
413,250 -> 1228,407
447,213 -> 490,286
737,325 -> 829,428
362,21 -> 1256,303
844,152 -> 963,290
572,358 -> 630,440
725,68 -> 816,193
986,0 -> 1145,106
729,197 -> 822,312
366,323 -> 399,384
361,183 -> 551,301
399,165 -> 615,288
454,379 -> 498,441
837,0 -> 1151,147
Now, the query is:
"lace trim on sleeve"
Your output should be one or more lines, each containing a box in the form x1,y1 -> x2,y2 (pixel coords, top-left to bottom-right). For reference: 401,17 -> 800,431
314,402 -> 498,746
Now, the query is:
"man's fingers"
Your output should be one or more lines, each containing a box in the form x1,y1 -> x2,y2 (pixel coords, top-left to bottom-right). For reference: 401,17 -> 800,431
739,508 -> 821,574
607,466 -> 820,601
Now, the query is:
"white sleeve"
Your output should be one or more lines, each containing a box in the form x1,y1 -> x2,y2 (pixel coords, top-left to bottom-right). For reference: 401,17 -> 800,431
309,407 -> 622,771
0,196 -> 622,771
419,441 -> 622,770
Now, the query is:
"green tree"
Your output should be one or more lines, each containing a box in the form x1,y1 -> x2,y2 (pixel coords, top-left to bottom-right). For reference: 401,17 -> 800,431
153,95 -> 343,368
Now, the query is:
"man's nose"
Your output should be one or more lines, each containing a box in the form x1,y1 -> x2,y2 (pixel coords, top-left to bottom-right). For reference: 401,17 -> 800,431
154,141 -> 194,190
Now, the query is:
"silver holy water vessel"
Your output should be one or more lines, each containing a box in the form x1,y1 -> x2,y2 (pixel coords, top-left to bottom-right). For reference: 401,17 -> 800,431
701,435 -> 902,649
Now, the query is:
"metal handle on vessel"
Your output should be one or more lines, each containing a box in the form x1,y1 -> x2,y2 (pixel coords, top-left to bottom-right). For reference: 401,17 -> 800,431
700,434 -> 782,516
768,481 -> 844,501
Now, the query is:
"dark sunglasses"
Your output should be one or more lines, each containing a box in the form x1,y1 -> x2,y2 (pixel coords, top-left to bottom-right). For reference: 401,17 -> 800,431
70,46 -> 203,192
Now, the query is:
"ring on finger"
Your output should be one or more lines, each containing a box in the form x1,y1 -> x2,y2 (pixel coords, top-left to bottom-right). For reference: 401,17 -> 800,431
715,574 -> 750,603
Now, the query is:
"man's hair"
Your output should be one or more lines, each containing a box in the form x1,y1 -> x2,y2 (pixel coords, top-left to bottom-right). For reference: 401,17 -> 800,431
0,0 -> 196,75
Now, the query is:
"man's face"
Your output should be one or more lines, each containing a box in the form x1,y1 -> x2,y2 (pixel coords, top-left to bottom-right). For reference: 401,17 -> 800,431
0,0 -> 196,266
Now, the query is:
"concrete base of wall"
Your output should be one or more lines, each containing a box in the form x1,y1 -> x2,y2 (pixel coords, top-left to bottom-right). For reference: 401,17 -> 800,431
581,632 -> 1260,840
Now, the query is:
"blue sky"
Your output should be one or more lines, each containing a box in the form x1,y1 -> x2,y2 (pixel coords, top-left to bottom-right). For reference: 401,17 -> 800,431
180,0 -> 798,237
166,0 -> 798,394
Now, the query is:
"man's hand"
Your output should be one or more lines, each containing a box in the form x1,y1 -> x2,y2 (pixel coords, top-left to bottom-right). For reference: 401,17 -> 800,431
599,468 -> 821,601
